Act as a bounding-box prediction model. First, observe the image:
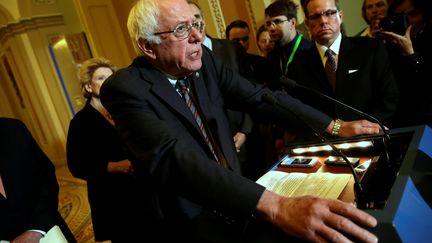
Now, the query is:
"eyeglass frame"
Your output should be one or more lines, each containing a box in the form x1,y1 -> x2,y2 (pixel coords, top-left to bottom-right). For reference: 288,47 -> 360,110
265,18 -> 289,28
154,21 -> 205,40
307,9 -> 339,21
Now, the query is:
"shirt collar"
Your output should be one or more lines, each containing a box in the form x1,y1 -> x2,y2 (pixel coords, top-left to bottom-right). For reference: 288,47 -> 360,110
202,35 -> 212,50
360,26 -> 372,37
168,77 -> 177,87
316,32 -> 342,63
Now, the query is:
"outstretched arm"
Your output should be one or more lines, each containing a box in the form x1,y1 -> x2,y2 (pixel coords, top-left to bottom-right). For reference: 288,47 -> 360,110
325,119 -> 381,137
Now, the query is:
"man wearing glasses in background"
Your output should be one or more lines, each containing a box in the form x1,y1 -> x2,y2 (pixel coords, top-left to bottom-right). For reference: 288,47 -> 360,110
100,0 -> 381,242
287,0 -> 398,128
265,0 -> 314,91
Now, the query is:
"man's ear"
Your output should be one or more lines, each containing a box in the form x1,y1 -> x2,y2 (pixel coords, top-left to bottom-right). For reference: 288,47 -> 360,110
138,38 -> 156,59
84,83 -> 92,94
338,10 -> 343,23
291,18 -> 297,27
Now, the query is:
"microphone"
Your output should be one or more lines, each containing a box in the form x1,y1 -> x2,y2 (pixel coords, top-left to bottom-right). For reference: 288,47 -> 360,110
262,93 -> 368,208
279,76 -> 391,163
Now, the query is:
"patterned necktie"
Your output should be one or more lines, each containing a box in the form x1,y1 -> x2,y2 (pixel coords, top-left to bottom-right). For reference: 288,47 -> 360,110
325,49 -> 337,92
176,78 -> 219,163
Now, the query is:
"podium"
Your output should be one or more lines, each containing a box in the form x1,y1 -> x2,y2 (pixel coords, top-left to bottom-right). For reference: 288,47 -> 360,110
282,125 -> 432,242
364,126 -> 432,242
365,175 -> 432,242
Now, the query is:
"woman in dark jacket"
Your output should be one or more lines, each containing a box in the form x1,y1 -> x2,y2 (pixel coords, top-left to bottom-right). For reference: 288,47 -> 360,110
67,58 -> 145,242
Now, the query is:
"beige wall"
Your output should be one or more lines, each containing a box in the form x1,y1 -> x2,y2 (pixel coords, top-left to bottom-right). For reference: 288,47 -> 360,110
111,0 -> 136,59
340,0 -> 366,36
73,0 -> 134,68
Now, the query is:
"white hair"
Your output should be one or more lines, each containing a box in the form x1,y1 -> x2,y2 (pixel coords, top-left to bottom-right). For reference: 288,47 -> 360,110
127,0 -> 162,55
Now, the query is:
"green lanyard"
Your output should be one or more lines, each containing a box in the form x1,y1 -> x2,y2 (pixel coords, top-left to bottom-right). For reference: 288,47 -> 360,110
280,34 -> 302,76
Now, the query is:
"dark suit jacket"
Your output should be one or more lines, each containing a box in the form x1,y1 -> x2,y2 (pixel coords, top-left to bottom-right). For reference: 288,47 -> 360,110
0,118 -> 75,242
210,37 -> 271,86
66,102 -> 145,241
210,37 -> 253,134
288,36 -> 398,126
267,32 -> 314,90
210,37 -> 241,72
100,46 -> 332,241
210,37 -> 279,179
209,37 -> 252,164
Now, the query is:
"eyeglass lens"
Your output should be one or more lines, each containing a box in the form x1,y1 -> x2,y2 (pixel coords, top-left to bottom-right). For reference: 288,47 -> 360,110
265,19 -> 287,27
308,10 -> 338,20
155,21 -> 204,40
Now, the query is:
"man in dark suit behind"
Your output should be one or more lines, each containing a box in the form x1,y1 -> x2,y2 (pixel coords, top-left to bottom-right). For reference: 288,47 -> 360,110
288,0 -> 398,127
0,118 -> 75,243
189,1 -> 278,180
201,35 -> 253,165
100,0 -> 381,242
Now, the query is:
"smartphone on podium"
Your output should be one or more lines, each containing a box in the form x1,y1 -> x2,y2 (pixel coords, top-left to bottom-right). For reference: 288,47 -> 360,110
324,156 -> 360,166
278,155 -> 318,168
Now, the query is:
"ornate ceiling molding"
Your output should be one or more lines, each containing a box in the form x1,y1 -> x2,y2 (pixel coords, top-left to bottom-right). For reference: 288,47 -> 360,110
0,14 -> 63,42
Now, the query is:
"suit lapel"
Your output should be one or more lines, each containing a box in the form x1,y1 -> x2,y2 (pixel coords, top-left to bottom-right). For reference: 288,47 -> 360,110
189,71 -> 212,120
307,48 -> 333,94
336,37 -> 352,93
190,71 -> 233,169
139,65 -> 203,134
134,57 -> 231,167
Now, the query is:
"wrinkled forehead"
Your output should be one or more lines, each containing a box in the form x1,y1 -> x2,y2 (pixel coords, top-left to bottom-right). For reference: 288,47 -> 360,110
157,0 -> 195,27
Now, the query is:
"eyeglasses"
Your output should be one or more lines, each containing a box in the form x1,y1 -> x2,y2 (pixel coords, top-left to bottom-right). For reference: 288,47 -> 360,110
265,18 -> 288,28
154,21 -> 205,40
308,9 -> 339,21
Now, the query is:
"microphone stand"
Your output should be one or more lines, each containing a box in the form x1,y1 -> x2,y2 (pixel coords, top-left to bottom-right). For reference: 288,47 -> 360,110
280,76 -> 391,165
262,93 -> 368,208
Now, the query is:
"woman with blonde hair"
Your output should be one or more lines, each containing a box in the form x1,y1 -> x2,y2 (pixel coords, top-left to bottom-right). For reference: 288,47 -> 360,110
67,57 -> 145,242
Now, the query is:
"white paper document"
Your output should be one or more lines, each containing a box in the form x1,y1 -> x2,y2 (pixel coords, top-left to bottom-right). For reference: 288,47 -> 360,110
256,171 -> 352,199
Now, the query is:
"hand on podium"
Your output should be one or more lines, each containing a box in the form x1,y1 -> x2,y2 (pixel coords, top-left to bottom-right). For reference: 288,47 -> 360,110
326,119 -> 382,137
256,190 -> 378,242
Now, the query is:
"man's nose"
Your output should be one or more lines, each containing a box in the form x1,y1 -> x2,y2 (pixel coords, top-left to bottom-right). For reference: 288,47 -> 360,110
190,26 -> 203,41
